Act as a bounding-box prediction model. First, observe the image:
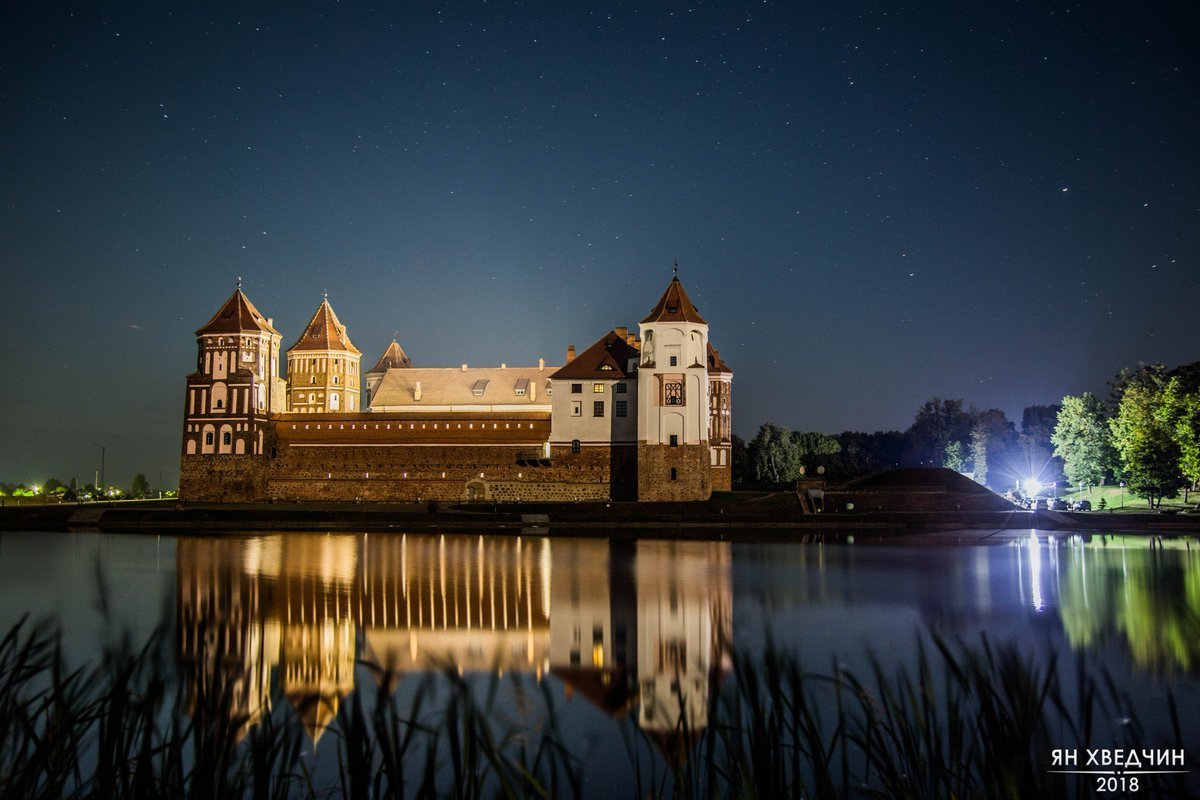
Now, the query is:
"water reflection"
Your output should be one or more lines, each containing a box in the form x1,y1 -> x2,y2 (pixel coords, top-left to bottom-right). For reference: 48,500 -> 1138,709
1055,537 -> 1200,673
177,535 -> 731,746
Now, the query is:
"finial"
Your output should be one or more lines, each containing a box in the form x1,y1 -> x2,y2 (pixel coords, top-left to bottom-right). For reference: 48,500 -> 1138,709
323,289 -> 328,301
236,275 -> 242,290
673,260 -> 679,278
393,330 -> 399,342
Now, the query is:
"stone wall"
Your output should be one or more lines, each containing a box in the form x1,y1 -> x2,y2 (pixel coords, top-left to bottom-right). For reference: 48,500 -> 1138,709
179,454 -> 269,503
823,489 -> 1011,513
637,443 -> 712,501
181,426 -> 640,502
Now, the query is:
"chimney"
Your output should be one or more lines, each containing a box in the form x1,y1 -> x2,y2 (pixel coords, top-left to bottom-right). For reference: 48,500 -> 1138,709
461,364 -> 468,372
615,326 -> 628,339
538,357 -> 545,371
267,318 -> 274,328
414,381 -> 422,401
628,333 -> 638,346
566,345 -> 576,363
501,363 -> 507,369
530,381 -> 537,401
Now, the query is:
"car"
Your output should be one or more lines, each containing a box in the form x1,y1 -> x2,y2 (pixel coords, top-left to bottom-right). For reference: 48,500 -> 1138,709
1071,499 -> 1092,512
1030,498 -> 1049,511
1049,498 -> 1068,511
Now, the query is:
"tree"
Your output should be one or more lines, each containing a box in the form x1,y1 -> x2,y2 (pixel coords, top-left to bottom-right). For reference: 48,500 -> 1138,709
730,434 -> 751,485
970,424 -> 989,486
790,431 -> 841,474
1157,377 -> 1200,501
944,440 -> 966,471
1052,393 -> 1116,489
750,423 -> 802,483
906,398 -> 973,466
130,474 -> 151,499
1109,384 -> 1185,508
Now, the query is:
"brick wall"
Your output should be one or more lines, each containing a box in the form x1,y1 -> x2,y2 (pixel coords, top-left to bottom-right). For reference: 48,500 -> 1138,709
181,431 -> 640,502
637,443 -> 712,501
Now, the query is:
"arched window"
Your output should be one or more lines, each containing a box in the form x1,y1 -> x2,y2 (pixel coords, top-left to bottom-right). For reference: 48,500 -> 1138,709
222,431 -> 232,446
571,439 -> 581,454
205,432 -> 214,445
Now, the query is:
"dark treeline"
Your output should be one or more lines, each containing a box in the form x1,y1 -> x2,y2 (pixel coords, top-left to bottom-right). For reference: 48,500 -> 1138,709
735,360 -> 1200,499
733,399 -> 1060,493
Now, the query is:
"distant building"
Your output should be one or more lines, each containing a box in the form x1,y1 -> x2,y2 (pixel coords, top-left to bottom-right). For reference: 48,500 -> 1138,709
179,273 -> 731,502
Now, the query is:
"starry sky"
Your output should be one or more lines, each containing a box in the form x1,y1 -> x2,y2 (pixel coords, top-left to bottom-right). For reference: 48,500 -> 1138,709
2,1 -> 1197,488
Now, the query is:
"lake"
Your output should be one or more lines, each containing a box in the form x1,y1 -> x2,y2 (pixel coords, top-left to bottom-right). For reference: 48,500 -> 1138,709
1,529 -> 1196,796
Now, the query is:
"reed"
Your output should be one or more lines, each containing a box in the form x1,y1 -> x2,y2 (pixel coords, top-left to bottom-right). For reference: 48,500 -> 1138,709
0,616 -> 1194,799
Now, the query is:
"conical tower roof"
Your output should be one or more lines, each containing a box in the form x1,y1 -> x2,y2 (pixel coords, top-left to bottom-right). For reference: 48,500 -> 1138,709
196,288 -> 280,336
288,297 -> 361,356
367,340 -> 413,374
641,272 -> 706,325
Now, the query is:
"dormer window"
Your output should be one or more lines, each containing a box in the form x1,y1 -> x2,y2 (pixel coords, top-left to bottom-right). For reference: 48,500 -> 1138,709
599,364 -> 613,371
471,379 -> 489,396
514,378 -> 529,396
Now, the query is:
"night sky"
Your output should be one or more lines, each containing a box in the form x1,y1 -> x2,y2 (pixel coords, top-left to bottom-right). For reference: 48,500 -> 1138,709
3,1 -> 1197,488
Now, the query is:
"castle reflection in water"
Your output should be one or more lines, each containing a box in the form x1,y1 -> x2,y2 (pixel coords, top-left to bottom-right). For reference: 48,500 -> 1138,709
178,535 -> 731,745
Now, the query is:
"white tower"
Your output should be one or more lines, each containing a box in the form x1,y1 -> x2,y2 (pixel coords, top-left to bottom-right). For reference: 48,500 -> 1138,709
636,269 -> 713,500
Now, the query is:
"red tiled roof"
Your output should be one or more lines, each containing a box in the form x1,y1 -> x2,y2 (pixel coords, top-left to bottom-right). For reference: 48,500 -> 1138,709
288,299 -> 361,355
195,289 -> 280,337
706,343 -> 732,374
549,330 -> 641,380
641,275 -> 706,325
367,340 -> 412,373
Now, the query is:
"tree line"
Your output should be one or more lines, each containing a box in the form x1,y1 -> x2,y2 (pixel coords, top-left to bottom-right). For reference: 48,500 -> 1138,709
1051,362 -> 1200,507
733,399 -> 1062,492
0,474 -> 160,501
733,360 -> 1200,509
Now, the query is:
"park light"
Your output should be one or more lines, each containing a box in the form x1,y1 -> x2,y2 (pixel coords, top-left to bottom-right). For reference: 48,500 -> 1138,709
1025,477 -> 1042,496
32,485 -> 40,495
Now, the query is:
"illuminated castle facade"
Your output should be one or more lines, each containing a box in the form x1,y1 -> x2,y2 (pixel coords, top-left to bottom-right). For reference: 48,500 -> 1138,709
180,274 -> 732,502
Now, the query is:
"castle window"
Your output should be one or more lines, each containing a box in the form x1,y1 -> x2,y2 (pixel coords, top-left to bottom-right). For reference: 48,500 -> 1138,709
222,432 -> 232,446
333,376 -> 339,384
669,434 -> 679,447
663,380 -> 684,406
615,400 -> 627,417
571,401 -> 581,417
593,401 -> 604,417
593,383 -> 604,393
670,467 -> 677,481
310,376 -> 316,384
205,432 -> 214,446
571,383 -> 582,394
571,439 -> 581,454
615,382 -> 627,394
669,356 -> 678,366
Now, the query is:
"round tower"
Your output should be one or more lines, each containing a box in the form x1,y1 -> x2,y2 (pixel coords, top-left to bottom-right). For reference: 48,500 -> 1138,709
286,296 -> 362,413
636,269 -> 713,501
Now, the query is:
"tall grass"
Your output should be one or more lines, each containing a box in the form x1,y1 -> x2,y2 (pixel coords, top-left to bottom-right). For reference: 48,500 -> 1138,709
0,616 -> 1194,798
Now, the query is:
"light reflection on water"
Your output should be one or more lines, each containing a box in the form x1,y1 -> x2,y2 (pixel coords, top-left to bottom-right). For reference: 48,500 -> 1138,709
1,529 -> 1197,778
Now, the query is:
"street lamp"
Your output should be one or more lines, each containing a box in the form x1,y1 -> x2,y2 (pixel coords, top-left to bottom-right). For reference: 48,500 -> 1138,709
1120,481 -> 1125,509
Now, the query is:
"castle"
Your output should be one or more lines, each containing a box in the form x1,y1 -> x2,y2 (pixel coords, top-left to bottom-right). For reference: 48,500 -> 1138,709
179,273 -> 731,502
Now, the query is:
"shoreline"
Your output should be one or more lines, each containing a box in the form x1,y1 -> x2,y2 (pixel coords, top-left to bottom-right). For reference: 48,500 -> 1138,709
3,500 -> 1198,542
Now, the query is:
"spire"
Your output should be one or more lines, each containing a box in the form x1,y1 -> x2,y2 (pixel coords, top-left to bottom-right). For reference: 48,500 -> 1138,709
288,298 -> 361,355
367,339 -> 413,373
196,288 -> 279,336
640,268 -> 706,325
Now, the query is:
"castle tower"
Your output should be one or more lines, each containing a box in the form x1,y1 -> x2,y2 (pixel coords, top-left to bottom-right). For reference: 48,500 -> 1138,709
182,284 -> 284,460
707,344 -> 733,491
364,339 -> 412,408
636,270 -> 713,500
285,296 -> 362,413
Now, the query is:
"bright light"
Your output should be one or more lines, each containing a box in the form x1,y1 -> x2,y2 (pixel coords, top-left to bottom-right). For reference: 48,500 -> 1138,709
1025,478 -> 1042,496
32,485 -> 40,494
